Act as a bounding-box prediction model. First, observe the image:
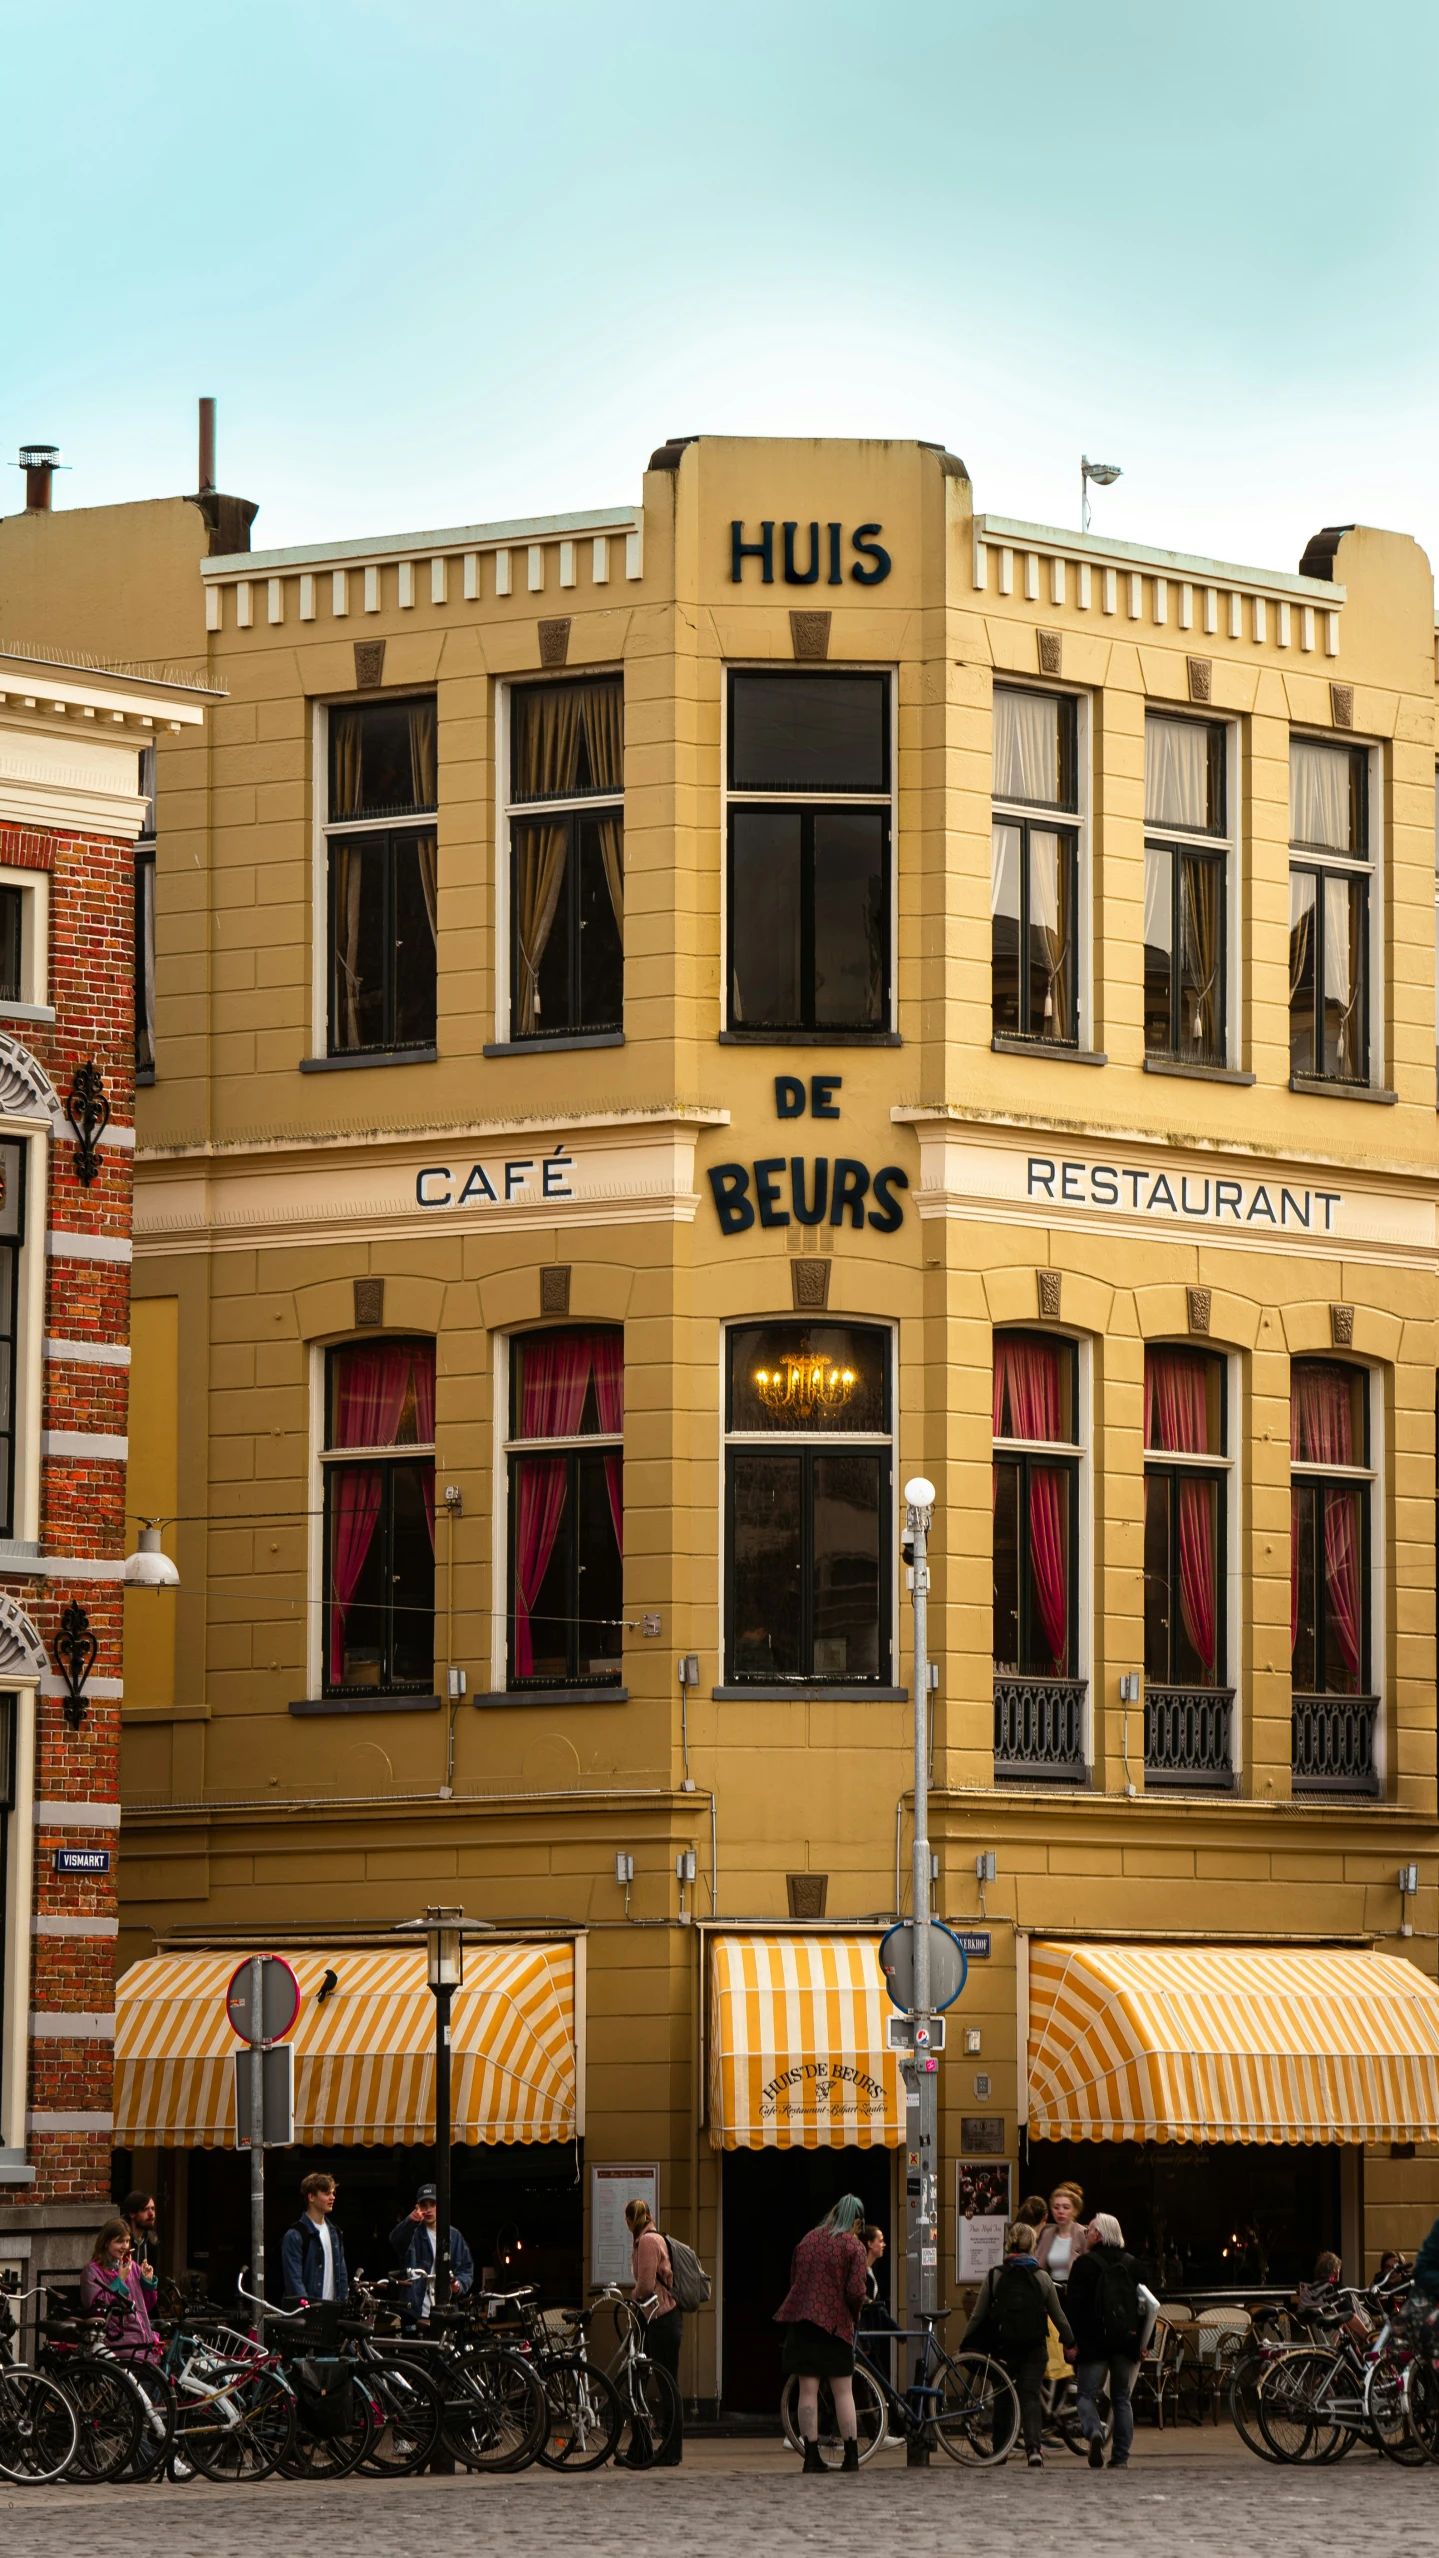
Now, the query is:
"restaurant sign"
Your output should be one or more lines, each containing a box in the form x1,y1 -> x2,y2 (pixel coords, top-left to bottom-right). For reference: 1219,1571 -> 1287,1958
758,2057 -> 891,2134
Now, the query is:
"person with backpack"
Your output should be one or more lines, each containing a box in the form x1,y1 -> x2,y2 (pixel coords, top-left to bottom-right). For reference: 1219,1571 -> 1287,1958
1064,2211 -> 1158,2471
626,2198 -> 687,2464
962,2220 -> 1072,2467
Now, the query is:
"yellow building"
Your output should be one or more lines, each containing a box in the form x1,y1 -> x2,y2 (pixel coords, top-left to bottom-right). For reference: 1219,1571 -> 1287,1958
4,432 -> 1439,2402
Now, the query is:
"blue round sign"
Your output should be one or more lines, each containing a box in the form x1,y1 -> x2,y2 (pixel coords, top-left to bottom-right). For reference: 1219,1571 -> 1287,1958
878,1919 -> 968,2012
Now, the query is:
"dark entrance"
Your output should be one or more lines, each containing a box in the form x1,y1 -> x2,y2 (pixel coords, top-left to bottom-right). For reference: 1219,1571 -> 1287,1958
1021,2137 -> 1341,2290
721,2144 -> 892,2414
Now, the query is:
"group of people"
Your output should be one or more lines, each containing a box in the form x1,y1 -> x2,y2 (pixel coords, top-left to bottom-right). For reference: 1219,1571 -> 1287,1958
276,2169 -> 476,2310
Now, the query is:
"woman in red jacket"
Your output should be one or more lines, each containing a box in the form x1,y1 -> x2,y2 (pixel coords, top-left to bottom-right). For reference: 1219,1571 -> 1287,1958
775,2196 -> 870,2473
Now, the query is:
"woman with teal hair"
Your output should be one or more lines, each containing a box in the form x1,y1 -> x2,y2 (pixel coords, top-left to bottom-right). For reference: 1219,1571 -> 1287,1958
775,2194 -> 872,2473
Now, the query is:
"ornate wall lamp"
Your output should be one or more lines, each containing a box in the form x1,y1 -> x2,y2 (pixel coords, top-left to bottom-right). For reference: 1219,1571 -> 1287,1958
53,1600 -> 98,1730
65,1061 -> 110,1188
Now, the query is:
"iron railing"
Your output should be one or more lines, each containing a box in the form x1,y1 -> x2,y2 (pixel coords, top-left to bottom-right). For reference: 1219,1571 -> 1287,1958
993,1676 -> 1088,1784
1291,1694 -> 1380,1798
1144,1686 -> 1235,1790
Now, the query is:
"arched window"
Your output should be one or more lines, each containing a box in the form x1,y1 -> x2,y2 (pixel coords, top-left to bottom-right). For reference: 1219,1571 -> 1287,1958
323,1337 -> 435,1696
507,1327 -> 623,1690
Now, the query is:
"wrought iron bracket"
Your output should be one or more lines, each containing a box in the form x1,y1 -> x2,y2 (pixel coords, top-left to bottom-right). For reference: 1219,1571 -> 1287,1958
53,1600 -> 98,1729
65,1061 -> 110,1188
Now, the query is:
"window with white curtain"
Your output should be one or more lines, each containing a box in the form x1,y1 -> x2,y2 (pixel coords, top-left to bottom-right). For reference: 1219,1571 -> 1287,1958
1288,736 -> 1370,1085
991,687 -> 1081,1047
1143,715 -> 1229,1066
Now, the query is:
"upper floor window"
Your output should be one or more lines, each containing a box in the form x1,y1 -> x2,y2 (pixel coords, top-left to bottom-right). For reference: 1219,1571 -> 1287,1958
992,1331 -> 1079,1679
1289,737 -> 1369,1085
991,689 -> 1079,1047
724,1320 -> 889,1685
1143,1345 -> 1228,1691
1290,1359 -> 1370,1699
0,1145 -> 24,1538
507,1326 -> 623,1689
726,671 -> 890,1036
0,891 -> 23,1011
325,695 -> 437,1057
323,1337 -> 435,1696
507,679 -> 623,1042
1144,715 -> 1228,1066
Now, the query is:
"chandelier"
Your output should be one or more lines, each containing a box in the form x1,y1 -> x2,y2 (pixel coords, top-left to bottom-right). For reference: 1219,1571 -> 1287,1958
752,1339 -> 857,1423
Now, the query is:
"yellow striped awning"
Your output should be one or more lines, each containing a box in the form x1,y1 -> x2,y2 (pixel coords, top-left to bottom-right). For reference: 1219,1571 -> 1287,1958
707,1934 -> 901,2150
115,1942 -> 577,2148
1028,1940 -> 1439,2146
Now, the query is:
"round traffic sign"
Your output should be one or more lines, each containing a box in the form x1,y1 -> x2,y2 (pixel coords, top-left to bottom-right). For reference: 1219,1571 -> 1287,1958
878,1920 -> 968,2013
225,1953 -> 301,2045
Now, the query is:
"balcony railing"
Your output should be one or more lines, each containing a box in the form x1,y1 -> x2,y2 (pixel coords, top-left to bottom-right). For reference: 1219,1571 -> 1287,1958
1291,1694 -> 1379,1798
1144,1686 -> 1235,1791
994,1676 -> 1088,1785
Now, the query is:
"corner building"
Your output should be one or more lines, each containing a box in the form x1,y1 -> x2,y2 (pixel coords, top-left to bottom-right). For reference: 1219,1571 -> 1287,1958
9,435 -> 1439,2397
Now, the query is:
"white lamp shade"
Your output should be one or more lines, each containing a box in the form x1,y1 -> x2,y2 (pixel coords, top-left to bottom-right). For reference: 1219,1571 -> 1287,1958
124,1524 -> 179,1588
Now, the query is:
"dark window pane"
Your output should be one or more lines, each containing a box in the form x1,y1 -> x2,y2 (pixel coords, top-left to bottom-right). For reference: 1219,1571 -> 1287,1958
330,837 -> 389,1051
1145,1347 -> 1225,1457
577,1449 -> 624,1676
511,1327 -> 624,1441
393,832 -> 438,1048
731,810 -> 802,1026
729,1323 -> 886,1434
1316,1484 -> 1364,1694
812,1453 -> 880,1679
577,815 -> 624,1029
1173,1475 -> 1219,1683
328,1339 -> 435,1450
1177,851 -> 1223,1060
515,1452 -> 570,1682
1026,829 -> 1074,1042
0,889 -> 22,1005
991,822 -> 1022,1035
1144,1474 -> 1173,1681
1292,1483 -> 1317,1692
994,689 -> 1073,809
1323,871 -> 1366,1080
389,1464 -> 436,1684
813,811 -> 884,1027
1289,868 -> 1317,1074
993,1460 -> 1020,1671
330,696 -> 436,821
730,672 -> 887,794
1144,847 -> 1173,1052
1025,1464 -> 1071,1675
512,680 -> 623,801
513,817 -> 574,1035
329,1462 -> 385,1686
134,860 -> 155,1073
1291,1359 -> 1364,1468
731,1452 -> 803,1677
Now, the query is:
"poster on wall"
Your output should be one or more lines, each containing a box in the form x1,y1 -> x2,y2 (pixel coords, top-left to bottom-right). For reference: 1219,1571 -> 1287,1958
955,2159 -> 1011,2281
591,2163 -> 659,2288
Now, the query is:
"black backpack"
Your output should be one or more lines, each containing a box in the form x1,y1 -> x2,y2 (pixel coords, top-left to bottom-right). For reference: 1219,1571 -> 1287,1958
993,2261 -> 1050,2350
1094,2252 -> 1142,2352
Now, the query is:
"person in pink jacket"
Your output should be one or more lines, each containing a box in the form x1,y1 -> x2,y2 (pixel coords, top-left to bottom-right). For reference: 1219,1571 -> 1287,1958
626,2199 -> 683,2465
81,2216 -> 160,2362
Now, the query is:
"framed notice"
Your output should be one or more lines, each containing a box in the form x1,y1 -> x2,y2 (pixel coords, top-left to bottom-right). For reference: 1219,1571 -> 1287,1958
956,2160 -> 1011,2281
590,2162 -> 658,2288
959,2115 -> 1006,2156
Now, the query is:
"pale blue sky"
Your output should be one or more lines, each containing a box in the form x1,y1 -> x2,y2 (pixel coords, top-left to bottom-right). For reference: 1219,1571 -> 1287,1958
5,0 -> 1437,578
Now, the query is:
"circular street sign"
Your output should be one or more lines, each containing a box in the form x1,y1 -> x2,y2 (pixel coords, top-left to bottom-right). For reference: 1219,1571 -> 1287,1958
225,1953 -> 301,2045
878,1920 -> 968,2014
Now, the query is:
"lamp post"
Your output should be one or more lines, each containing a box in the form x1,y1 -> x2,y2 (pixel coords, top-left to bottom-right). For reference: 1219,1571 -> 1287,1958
395,1908 -> 489,2310
903,1475 -> 938,2465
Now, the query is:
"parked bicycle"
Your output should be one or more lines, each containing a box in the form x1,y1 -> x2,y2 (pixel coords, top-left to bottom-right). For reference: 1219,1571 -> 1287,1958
779,2306 -> 1020,2468
0,2280 -> 79,2483
591,2281 -> 681,2466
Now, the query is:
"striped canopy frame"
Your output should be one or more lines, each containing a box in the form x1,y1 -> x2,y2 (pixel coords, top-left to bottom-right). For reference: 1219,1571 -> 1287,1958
707,1933 -> 902,2150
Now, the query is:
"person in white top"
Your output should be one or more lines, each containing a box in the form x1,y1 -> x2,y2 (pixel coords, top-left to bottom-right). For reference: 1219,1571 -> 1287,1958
1034,2182 -> 1087,2285
280,2171 -> 350,2304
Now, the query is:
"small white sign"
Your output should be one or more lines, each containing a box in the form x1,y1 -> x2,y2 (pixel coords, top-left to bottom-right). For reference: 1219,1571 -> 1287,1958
958,2216 -> 1007,2280
590,2162 -> 659,2289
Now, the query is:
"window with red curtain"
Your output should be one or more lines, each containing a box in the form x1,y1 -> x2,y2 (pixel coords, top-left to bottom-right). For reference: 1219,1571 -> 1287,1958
324,1338 -> 436,1695
992,1332 -> 1078,1679
508,1327 -> 624,1687
1291,1359 -> 1369,1697
1143,1345 -> 1226,1688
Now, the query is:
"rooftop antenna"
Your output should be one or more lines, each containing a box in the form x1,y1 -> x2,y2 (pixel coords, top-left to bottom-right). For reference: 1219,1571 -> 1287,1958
1081,454 -> 1122,534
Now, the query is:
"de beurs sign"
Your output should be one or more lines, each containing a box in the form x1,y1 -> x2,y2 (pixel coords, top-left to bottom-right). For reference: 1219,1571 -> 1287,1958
708,1076 -> 909,1236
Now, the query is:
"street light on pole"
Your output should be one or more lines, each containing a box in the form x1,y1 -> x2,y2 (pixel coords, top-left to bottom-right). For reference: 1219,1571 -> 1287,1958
903,1475 -> 938,2466
395,1907 -> 491,2314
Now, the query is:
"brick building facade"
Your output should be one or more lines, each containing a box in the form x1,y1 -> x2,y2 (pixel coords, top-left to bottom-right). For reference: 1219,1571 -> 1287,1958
0,650 -> 210,2275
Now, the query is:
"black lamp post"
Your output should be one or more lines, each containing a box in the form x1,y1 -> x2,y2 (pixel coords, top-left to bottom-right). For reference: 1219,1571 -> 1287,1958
396,1907 -> 490,2309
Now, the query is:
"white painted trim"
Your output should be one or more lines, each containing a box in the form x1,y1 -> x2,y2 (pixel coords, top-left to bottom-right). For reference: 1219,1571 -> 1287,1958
495,549 -> 512,597
44,1337 -> 130,1367
462,553 -> 478,601
527,545 -> 544,593
203,504 -> 641,581
431,556 -> 448,606
490,1330 -> 510,1693
236,582 -> 253,629
1229,592 -> 1243,640
1024,553 -> 1039,602
27,2110 -> 112,2132
299,574 -> 316,623
33,1556 -> 125,1579
1277,600 -> 1291,650
38,1676 -> 123,1700
559,541 -> 576,589
40,1431 -> 127,1460
29,2012 -> 115,2040
2,1695 -> 34,2151
991,674 -> 1093,1051
974,513 -> 1345,606
1204,588 -> 1218,636
398,561 -> 415,609
593,536 -> 609,586
1301,605 -> 1315,653
1077,563 -> 1090,611
32,1916 -> 118,1938
46,1231 -> 131,1263
332,570 -> 349,618
311,697 -> 328,1057
308,1337 -> 325,1702
33,1799 -> 122,1828
0,867 -> 49,1013
363,567 -> 380,614
1128,573 -> 1142,621
999,547 -> 1013,597
1179,583 -> 1193,631
205,585 -> 222,633
1154,576 -> 1167,626
267,578 -> 283,627
625,526 -> 643,581
1102,568 -> 1116,615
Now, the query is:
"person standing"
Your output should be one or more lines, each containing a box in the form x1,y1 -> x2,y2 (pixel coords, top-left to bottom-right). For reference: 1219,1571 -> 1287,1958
1034,2182 -> 1086,2287
625,2199 -> 683,2466
82,2218 -> 160,2361
1065,2212 -> 1156,2472
389,2181 -> 475,2315
775,2195 -> 870,2475
280,2170 -> 349,2305
121,2190 -> 160,2315
962,2220 -> 1072,2468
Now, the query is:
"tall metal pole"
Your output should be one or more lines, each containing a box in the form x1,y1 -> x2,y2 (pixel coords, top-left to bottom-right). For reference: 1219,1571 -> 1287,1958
248,1955 -> 266,2346
434,1981 -> 453,2307
904,1480 -> 938,2466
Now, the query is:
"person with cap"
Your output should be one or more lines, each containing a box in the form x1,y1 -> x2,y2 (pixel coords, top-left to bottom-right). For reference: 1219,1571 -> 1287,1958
389,2182 -> 475,2315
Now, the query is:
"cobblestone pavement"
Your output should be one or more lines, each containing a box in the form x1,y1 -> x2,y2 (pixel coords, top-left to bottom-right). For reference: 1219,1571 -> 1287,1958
4,2438 -> 1435,2557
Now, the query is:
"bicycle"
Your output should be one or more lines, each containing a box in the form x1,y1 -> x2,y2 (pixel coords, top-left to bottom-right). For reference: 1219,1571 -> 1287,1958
1253,2276 -> 1417,2465
779,2307 -> 1020,2469
477,2282 -> 622,2470
592,2282 -> 681,2467
0,2281 -> 79,2483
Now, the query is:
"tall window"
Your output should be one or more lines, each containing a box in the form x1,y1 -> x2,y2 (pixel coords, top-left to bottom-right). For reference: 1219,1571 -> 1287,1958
0,1145 -> 24,1540
1289,737 -> 1369,1084
323,1338 -> 435,1696
991,690 -> 1079,1046
507,1328 -> 623,1688
1144,715 -> 1227,1065
992,1332 -> 1078,1676
727,671 -> 890,1035
133,742 -> 156,1077
1144,1347 -> 1227,1689
326,694 -> 438,1056
507,679 -> 623,1041
725,1322 -> 889,1684
1291,1361 -> 1370,1698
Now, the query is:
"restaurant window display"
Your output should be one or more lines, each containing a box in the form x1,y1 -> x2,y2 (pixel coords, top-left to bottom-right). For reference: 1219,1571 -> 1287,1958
323,1338 -> 436,1696
507,1327 -> 624,1689
724,1322 -> 890,1685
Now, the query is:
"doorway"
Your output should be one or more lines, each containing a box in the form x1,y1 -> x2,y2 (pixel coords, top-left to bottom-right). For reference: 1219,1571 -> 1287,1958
720,2145 -> 893,2414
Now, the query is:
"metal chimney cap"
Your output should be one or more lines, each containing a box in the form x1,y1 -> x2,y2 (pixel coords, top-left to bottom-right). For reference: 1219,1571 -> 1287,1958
18,445 -> 61,469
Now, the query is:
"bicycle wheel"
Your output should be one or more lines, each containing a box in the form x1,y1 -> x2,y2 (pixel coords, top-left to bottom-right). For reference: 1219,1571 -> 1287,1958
442,2346 -> 547,2472
0,2368 -> 78,2482
279,2375 -> 376,2479
116,2359 -> 176,2479
1367,2350 -> 1428,2466
1403,2355 -> 1439,2461
538,2356 -> 623,2470
779,2369 -> 886,2468
55,2353 -> 143,2482
184,2369 -> 296,2483
360,2355 -> 444,2477
614,2354 -> 681,2468
1229,2351 -> 1282,2461
930,2353 -> 1020,2467
1256,2348 -> 1330,2463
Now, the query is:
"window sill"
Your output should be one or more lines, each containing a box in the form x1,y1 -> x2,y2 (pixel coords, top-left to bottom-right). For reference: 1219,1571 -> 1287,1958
712,1683 -> 908,1702
719,1030 -> 902,1048
0,999 -> 56,1027
991,1035 -> 1106,1066
483,1031 -> 624,1057
1289,1075 -> 1396,1104
300,1048 -> 438,1074
1144,1056 -> 1256,1086
289,1693 -> 442,1716
135,1067 -> 156,1087
471,1685 -> 628,1707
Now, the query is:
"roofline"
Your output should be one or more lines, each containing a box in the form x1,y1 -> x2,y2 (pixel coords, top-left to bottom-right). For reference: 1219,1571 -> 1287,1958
0,643 -> 223,704
975,514 -> 1346,605
204,503 -> 641,580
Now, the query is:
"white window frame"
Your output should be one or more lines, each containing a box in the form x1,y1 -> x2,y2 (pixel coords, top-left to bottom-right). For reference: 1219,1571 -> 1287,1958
990,682 -> 1094,1052
1288,1357 -> 1383,1785
1287,730 -> 1382,1091
0,1684 -> 37,2159
493,667 -> 625,1048
990,1328 -> 1092,1771
1142,710 -> 1241,1070
1140,1342 -> 1240,1780
0,866 -> 52,1025
491,1324 -> 625,1693
306,1333 -> 438,1700
309,693 -> 440,1059
718,663 -> 899,1043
